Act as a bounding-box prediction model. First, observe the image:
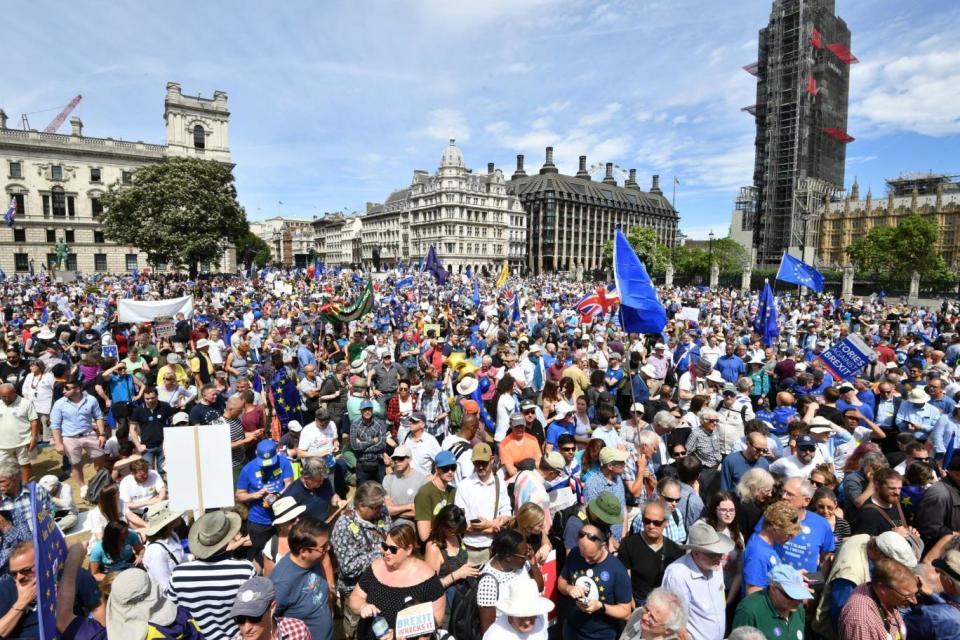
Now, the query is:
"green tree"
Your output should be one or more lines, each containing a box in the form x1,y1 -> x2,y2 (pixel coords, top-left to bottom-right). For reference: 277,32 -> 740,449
847,214 -> 946,282
235,231 -> 272,270
672,238 -> 747,275
99,157 -> 248,278
601,227 -> 669,273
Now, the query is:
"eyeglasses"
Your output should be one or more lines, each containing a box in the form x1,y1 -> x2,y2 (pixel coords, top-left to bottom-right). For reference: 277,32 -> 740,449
882,583 -> 918,603
754,448 -> 769,455
9,566 -> 34,578
642,517 -> 665,526
716,508 -> 736,515
380,542 -> 402,555
577,531 -> 605,544
234,611 -> 267,625
438,465 -> 457,472
703,418 -> 718,424
662,496 -> 680,503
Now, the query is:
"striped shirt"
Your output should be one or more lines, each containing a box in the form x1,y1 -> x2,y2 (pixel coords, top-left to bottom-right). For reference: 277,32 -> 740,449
167,557 -> 256,640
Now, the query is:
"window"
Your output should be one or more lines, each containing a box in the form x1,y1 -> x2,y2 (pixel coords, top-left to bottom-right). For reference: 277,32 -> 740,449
94,230 -> 105,243
90,168 -> 101,182
14,254 -> 28,272
121,171 -> 132,185
125,254 -> 138,271
193,125 -> 205,149
91,197 -> 103,218
46,229 -> 56,243
13,228 -> 25,242
66,254 -> 77,271
94,254 -> 108,271
8,161 -> 21,178
65,230 -> 75,243
51,165 -> 63,181
10,193 -> 24,216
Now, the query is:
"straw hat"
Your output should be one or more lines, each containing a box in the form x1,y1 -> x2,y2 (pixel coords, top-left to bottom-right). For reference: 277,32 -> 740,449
271,496 -> 306,526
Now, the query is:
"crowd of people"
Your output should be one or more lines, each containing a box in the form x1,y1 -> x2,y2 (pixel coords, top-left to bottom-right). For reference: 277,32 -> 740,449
1,265 -> 960,640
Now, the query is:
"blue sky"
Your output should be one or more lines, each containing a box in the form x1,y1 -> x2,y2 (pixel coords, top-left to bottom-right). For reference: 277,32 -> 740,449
5,1 -> 959,239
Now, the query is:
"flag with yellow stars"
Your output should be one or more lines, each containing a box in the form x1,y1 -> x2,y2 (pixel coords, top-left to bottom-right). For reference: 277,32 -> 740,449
30,482 -> 66,640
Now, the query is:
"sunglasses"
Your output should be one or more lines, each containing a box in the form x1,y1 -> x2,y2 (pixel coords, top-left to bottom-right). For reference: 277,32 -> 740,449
439,465 -> 457,472
754,448 -> 769,455
380,542 -> 402,555
522,409 -> 536,415
234,611 -> 267,625
672,450 -> 687,457
642,517 -> 665,527
473,460 -> 490,467
662,496 -> 680,503
577,531 -> 605,544
8,566 -> 33,578
560,446 -> 576,452
798,446 -> 817,453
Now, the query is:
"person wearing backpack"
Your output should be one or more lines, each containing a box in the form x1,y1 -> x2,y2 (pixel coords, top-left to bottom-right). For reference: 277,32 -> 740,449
441,413 -> 481,488
142,503 -> 186,595
466,530 -> 543,639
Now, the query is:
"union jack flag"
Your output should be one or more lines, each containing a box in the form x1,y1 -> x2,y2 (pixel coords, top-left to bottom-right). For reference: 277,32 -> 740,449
574,284 -> 620,321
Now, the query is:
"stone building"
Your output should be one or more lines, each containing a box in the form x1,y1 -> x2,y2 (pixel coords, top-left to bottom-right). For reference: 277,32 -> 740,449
313,212 -> 362,267
361,139 -> 527,275
0,82 -> 235,274
249,216 -> 316,268
506,148 -> 679,275
818,173 -> 960,267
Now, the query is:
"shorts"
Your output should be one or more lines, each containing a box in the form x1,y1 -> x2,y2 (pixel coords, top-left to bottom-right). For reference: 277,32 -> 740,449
0,445 -> 33,466
63,433 -> 105,465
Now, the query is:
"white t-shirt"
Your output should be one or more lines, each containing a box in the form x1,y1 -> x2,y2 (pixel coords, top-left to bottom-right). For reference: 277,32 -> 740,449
495,395 -> 518,442
208,339 -> 226,365
299,420 -> 338,457
769,452 -> 826,479
119,470 -> 165,515
441,434 -> 474,487
403,432 -> 442,477
143,534 -> 184,594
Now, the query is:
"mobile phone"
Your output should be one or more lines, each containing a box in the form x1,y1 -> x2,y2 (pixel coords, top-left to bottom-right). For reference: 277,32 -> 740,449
470,518 -> 481,524
806,571 -> 825,586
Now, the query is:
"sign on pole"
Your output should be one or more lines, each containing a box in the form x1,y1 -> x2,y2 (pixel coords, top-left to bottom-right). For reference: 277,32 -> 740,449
817,335 -> 877,381
164,423 -> 235,513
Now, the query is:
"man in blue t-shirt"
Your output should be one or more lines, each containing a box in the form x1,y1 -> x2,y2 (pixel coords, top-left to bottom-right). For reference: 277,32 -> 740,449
558,524 -> 633,640
777,477 -> 835,574
715,343 -> 746,384
270,519 -> 334,640
236,440 -> 294,555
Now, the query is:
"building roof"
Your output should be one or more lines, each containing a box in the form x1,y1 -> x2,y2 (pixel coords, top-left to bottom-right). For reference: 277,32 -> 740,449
507,172 -> 677,216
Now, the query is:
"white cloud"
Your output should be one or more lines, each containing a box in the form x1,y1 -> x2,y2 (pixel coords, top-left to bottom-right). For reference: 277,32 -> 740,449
416,108 -> 471,142
501,62 -> 533,74
682,224 -> 729,240
672,114 -> 689,125
654,113 -> 668,123
635,110 -> 653,122
578,102 -> 622,126
537,100 -> 571,114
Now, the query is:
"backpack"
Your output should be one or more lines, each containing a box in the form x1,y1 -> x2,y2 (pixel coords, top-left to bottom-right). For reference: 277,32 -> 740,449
548,503 -> 586,550
447,573 -> 497,640
85,469 -> 113,504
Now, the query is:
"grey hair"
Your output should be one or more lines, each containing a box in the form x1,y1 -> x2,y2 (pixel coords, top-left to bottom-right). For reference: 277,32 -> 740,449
0,460 -> 20,479
736,377 -> 753,392
652,410 -> 678,431
737,468 -> 775,503
728,628 -> 765,640
645,588 -> 687,633
301,456 -> 330,480
354,480 -> 387,507
860,452 -> 890,472
785,477 -> 815,499
699,408 -> 720,422
637,430 -> 661,450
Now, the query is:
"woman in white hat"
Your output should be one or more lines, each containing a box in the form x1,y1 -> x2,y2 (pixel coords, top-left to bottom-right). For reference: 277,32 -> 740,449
261,496 -> 306,576
481,576 -> 554,640
141,502 -> 185,594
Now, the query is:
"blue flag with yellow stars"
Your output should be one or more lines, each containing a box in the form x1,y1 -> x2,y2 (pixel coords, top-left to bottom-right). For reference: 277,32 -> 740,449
753,280 -> 780,347
31,482 -> 66,640
271,367 -> 304,429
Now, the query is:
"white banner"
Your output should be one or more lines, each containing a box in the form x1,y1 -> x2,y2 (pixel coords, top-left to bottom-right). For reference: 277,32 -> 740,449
165,423 -> 235,513
118,295 -> 193,323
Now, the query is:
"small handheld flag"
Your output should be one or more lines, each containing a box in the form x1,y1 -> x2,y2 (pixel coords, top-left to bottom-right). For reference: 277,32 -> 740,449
776,253 -> 824,292
4,197 -> 15,228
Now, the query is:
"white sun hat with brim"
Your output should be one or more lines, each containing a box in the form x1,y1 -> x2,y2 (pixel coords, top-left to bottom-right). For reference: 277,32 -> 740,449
495,576 -> 554,617
106,568 -> 178,640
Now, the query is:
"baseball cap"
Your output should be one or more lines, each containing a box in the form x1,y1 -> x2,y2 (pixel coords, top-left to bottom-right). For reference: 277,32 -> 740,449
630,402 -> 645,414
875,530 -> 918,567
509,414 -> 525,428
599,447 -> 628,465
768,564 -> 813,601
472,443 -> 493,462
287,420 -> 303,433
359,400 -> 374,411
391,445 -> 412,459
256,440 -> 279,467
171,412 -> 190,426
796,434 -> 816,449
434,450 -> 457,467
230,576 -> 276,618
409,412 -> 426,424
542,451 -> 565,472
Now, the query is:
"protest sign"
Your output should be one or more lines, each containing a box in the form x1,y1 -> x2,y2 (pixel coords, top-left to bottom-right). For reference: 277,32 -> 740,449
394,603 -> 435,639
165,423 -> 235,512
817,335 -> 876,381
118,295 -> 193,323
154,316 -> 176,339
31,483 -> 67,640
101,344 -> 119,360
679,307 -> 700,322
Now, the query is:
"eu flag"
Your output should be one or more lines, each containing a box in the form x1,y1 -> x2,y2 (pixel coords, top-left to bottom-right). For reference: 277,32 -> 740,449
776,253 -> 824,292
612,229 -> 667,334
395,276 -> 414,291
31,482 -> 66,640
424,245 -> 448,285
512,293 -> 521,322
753,280 -> 780,347
4,196 -> 15,228
472,278 -> 481,307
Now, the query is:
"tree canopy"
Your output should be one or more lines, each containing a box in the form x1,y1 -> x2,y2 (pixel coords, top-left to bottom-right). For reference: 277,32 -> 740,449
99,157 -> 248,277
235,231 -> 272,270
601,227 -> 669,273
846,214 -> 953,283
672,237 -> 748,275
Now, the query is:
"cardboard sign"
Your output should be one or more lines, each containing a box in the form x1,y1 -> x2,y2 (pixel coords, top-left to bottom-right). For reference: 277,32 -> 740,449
164,423 -> 235,512
394,602 -> 435,639
679,306 -> 700,322
817,335 -> 877,381
101,345 -> 119,360
154,316 -> 176,339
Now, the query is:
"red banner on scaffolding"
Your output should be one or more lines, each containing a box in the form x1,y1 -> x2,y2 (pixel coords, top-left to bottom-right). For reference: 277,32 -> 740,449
823,127 -> 855,143
826,43 -> 859,64
807,75 -> 818,96
810,27 -> 822,49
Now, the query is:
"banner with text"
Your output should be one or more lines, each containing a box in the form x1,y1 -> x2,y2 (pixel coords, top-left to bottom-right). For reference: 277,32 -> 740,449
817,335 -> 876,381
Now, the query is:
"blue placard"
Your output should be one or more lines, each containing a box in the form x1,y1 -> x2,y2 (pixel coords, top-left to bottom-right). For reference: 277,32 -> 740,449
101,344 -> 119,360
31,483 -> 67,640
817,336 -> 875,381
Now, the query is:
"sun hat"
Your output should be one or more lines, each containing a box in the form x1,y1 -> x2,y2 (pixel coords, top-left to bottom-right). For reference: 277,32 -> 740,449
640,364 -> 658,378
257,440 -> 279,467
599,447 -> 628,465
188,509 -> 243,560
933,549 -> 960,583
654,343 -> 666,350
472,443 -> 493,462
350,359 -> 365,375
171,412 -> 190,426
456,376 -> 479,396
768,564 -> 814,601
144,502 -> 184,537
683,520 -> 734,555
809,416 -> 838,433
554,401 -> 575,417
907,388 -> 930,404
875,530 -> 918,568
230,576 -> 276,618
495,576 -> 555,617
706,370 -> 726,384
196,338 -> 210,349
748,354 -> 765,365
587,491 -> 623,525
106,568 -> 178,639
271,496 -> 306,526
37,329 -> 56,340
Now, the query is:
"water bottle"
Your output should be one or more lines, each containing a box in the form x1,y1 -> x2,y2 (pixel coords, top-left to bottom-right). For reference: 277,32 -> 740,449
372,615 -> 390,640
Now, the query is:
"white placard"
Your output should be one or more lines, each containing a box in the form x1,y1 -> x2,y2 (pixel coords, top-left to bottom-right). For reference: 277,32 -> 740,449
679,307 -> 700,322
394,603 -> 435,639
283,283 -> 293,295
164,424 -> 235,512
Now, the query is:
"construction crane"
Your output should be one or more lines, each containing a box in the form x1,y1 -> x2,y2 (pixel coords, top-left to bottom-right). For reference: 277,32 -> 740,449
20,95 -> 82,133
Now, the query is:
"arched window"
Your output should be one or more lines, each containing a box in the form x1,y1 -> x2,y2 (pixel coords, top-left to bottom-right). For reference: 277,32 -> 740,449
193,125 -> 205,149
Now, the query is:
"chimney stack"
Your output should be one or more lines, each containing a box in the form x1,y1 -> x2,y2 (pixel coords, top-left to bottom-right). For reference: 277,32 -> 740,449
602,163 -> 617,185
651,175 -> 662,194
487,162 -> 494,175
512,154 -> 527,179
576,155 -> 591,180
70,116 -> 83,137
0,109 -> 6,130
539,146 -> 558,174
625,168 -> 637,187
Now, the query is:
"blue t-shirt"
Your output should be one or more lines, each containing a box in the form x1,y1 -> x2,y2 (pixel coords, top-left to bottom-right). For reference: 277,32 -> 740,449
281,476 -> 334,522
715,355 -> 746,383
237,458 -> 294,526
778,512 -> 835,573
0,569 -> 100,638
560,548 -> 632,640
742,533 -> 780,595
270,555 -> 333,640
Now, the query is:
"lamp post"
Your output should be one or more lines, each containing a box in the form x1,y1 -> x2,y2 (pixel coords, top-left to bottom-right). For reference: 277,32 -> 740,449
708,230 -> 715,264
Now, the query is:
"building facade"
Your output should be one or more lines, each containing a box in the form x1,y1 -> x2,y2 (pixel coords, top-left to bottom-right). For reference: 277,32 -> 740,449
0,82 -> 235,274
249,216 -> 316,268
744,0 -> 855,266
361,140 -> 527,275
818,174 -> 960,267
313,213 -> 362,267
506,148 -> 679,276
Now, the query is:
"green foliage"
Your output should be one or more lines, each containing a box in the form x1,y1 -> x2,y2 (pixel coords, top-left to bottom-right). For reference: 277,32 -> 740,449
672,237 -> 748,275
99,157 -> 248,277
846,215 -> 949,282
601,227 -> 669,273
235,231 -> 272,269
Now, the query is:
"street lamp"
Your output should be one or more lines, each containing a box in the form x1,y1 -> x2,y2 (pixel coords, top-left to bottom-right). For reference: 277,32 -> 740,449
708,230 -> 715,264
